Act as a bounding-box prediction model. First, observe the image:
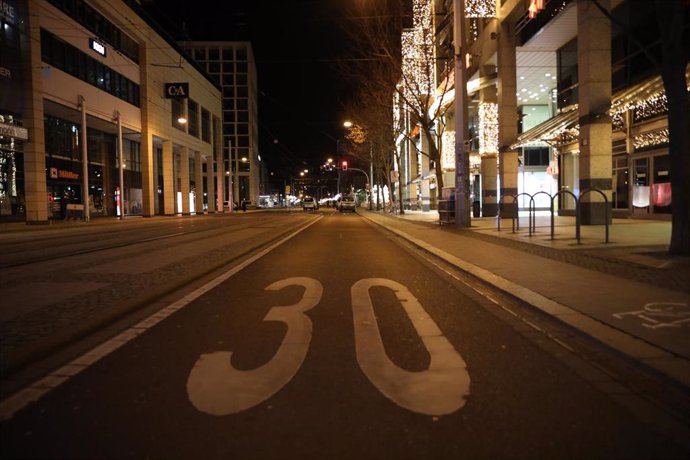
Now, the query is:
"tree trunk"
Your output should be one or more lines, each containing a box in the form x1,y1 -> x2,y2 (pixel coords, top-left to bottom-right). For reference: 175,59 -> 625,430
657,0 -> 689,256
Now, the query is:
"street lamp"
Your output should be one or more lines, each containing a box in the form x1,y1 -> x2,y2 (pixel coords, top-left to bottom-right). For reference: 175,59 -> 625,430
342,119 -> 374,211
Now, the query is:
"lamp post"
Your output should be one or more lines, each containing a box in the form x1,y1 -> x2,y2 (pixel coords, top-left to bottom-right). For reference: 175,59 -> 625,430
342,119 -> 374,210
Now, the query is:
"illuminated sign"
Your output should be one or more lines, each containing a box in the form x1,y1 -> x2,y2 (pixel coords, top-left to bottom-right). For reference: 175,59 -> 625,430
165,82 -> 189,99
0,122 -> 28,139
48,167 -> 80,180
0,0 -> 17,26
528,0 -> 544,19
89,38 -> 107,57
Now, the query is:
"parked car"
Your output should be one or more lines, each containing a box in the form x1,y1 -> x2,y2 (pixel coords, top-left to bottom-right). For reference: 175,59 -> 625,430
302,196 -> 317,211
339,196 -> 356,213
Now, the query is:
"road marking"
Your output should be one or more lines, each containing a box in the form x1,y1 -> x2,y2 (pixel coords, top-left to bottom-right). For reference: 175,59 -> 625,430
614,302 -> 690,329
187,277 -> 323,415
351,278 -> 470,416
0,216 -> 322,422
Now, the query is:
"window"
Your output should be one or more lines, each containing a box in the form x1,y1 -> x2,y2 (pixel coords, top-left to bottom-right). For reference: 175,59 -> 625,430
209,48 -> 219,60
523,147 -> 549,166
194,48 -> 206,61
46,0 -> 139,63
557,39 -> 578,109
222,48 -> 233,60
40,28 -> 140,106
188,99 -> 199,138
172,98 -> 185,132
201,108 -> 211,142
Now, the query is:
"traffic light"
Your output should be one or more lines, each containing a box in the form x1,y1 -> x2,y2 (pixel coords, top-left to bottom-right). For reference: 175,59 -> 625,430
341,160 -> 348,171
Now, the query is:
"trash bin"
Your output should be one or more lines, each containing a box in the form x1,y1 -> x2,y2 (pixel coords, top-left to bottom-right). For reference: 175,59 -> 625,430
472,200 -> 480,218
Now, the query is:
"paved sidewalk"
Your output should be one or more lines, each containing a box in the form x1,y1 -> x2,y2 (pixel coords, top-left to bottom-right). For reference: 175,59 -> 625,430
362,209 -> 690,389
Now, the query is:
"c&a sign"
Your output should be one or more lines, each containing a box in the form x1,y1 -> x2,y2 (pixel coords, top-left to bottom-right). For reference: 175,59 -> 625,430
164,82 -> 189,99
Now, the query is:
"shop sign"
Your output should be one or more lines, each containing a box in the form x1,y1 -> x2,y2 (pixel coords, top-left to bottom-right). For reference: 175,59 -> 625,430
89,38 -> 107,57
164,82 -> 189,99
0,0 -> 17,26
0,122 -> 28,140
49,167 -> 79,180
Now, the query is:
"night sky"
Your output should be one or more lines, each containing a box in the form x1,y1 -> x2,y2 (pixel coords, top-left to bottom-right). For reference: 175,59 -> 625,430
146,0 -> 360,185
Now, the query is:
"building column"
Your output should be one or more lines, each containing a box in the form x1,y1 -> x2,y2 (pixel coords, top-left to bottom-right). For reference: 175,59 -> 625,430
139,40 -> 155,218
205,153 -> 215,213
194,152 -> 204,213
180,146 -> 190,214
162,141 -> 174,215
480,66 -> 498,217
577,0 -> 612,224
419,133 -> 431,211
497,21 -> 519,218
20,1 -> 48,223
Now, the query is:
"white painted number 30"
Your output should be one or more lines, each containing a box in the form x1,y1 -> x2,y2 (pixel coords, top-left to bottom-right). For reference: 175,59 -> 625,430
186,277 -> 470,416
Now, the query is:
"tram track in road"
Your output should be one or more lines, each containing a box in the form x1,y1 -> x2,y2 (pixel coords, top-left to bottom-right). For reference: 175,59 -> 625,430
0,215 -> 285,269
0,213 -> 323,397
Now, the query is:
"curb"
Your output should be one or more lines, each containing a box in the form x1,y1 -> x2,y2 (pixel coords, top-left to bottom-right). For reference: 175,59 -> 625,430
363,213 -> 690,390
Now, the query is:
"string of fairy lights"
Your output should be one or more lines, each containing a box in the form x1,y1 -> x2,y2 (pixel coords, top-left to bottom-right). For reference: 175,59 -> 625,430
478,102 -> 499,155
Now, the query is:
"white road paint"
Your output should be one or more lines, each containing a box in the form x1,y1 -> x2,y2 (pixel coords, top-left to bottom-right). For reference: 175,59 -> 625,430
351,278 -> 470,416
186,277 -> 323,415
0,216 -> 322,422
614,302 -> 690,329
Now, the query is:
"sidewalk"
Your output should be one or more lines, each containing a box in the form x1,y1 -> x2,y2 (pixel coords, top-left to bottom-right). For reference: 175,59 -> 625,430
362,209 -> 690,389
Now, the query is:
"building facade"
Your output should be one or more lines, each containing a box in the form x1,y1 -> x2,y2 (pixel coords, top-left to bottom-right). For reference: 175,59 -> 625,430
0,0 -> 225,223
180,41 -> 261,208
394,0 -> 688,221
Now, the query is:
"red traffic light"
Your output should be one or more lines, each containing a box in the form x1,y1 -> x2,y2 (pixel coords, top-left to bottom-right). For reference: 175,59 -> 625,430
341,161 -> 348,171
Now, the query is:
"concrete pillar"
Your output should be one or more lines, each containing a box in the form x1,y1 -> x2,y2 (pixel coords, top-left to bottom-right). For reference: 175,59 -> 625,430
194,152 -> 204,213
139,40 -> 155,217
497,21 -> 519,218
162,141 -> 174,215
180,146 -> 190,214
481,155 -> 498,217
20,1 -> 48,223
214,117 -> 225,212
480,66 -> 498,217
577,0 -> 612,224
419,133 -> 431,211
206,153 -> 216,213
406,135 -> 419,208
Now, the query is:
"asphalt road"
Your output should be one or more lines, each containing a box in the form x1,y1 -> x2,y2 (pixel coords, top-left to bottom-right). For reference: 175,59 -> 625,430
1,210 -> 687,459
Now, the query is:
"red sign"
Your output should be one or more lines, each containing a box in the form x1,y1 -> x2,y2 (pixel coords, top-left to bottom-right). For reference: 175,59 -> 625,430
528,0 -> 544,19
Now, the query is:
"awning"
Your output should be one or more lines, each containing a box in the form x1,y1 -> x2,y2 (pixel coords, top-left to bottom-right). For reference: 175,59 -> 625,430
510,107 -> 579,149
511,67 -> 689,150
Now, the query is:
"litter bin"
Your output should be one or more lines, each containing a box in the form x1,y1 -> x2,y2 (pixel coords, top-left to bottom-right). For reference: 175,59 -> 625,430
472,200 -> 480,218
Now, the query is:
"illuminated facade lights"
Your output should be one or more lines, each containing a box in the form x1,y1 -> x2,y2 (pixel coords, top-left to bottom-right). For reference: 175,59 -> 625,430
441,130 -> 455,170
465,0 -> 496,18
478,102 -> 498,154
633,129 -> 669,149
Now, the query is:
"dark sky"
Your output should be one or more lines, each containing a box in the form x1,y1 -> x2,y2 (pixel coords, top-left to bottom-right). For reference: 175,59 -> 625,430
146,0 -> 359,184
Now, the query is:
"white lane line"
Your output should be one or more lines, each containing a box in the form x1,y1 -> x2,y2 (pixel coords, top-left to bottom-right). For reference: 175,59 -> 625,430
0,216 -> 323,422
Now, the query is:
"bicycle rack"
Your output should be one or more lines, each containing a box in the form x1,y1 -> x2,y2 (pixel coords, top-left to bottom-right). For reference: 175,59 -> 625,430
578,188 -> 611,244
550,190 -> 579,241
496,195 -> 518,233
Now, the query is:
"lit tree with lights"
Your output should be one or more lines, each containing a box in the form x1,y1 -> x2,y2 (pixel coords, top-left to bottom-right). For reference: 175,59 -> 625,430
342,0 -> 455,207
